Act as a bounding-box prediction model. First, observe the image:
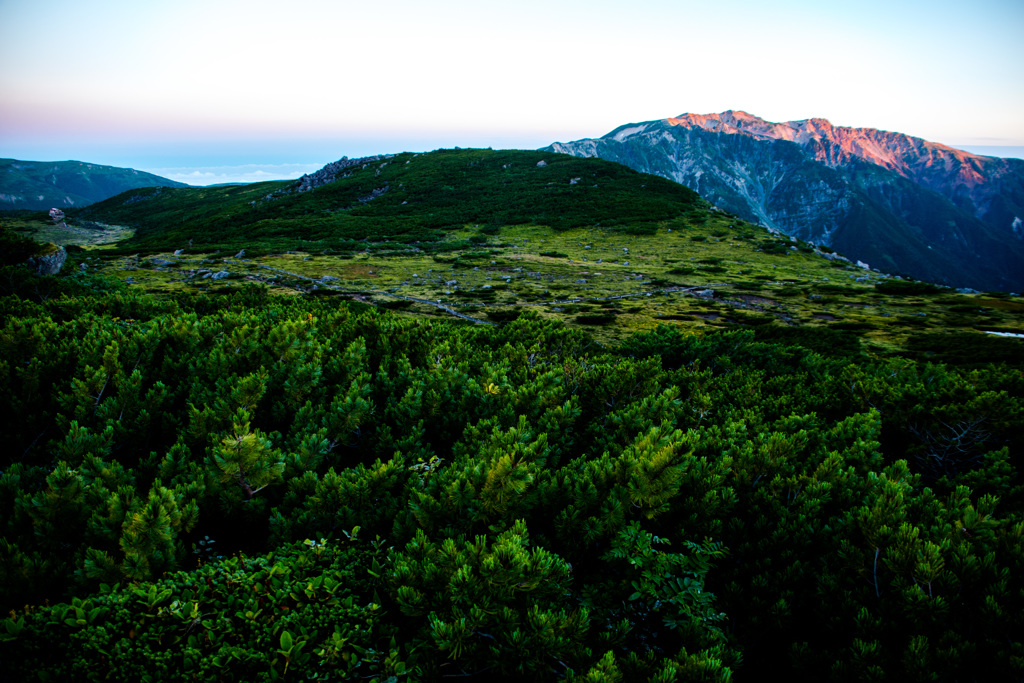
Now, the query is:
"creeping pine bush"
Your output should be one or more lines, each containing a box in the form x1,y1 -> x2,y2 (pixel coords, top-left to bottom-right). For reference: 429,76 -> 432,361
1,266 -> 1022,681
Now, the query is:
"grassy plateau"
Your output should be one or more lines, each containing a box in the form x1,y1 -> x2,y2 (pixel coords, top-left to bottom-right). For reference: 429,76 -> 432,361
8,147 -> 1022,363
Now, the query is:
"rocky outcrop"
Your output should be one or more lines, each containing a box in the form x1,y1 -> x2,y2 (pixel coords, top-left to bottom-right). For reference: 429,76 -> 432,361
293,155 -> 396,193
545,112 -> 1024,292
660,111 -> 1024,231
253,155 -> 399,205
26,245 -> 67,276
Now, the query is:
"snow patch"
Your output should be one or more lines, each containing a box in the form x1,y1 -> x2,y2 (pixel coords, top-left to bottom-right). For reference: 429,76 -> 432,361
1013,216 -> 1023,238
612,124 -> 648,142
985,331 -> 1024,338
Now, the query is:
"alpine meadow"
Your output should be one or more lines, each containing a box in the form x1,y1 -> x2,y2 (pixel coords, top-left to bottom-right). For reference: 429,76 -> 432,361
1,148 -> 1022,682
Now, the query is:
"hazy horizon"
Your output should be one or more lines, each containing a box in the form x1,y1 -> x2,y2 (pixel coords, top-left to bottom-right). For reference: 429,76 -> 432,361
3,0 -> 1022,186
5,138 -> 1023,188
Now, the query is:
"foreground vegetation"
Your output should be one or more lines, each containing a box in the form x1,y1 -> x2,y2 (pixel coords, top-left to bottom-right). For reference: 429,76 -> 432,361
0,259 -> 1021,681
1,148 -> 1022,680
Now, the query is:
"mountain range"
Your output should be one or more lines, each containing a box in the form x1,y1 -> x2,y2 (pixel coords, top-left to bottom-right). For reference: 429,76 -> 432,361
0,158 -> 187,211
7,112 -> 1024,292
545,111 -> 1024,292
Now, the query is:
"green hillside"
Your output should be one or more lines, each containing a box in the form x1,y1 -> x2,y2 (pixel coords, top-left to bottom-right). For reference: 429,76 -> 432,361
0,158 -> 188,211
30,148 -> 1015,361
1,149 -> 1022,681
76,148 -> 702,253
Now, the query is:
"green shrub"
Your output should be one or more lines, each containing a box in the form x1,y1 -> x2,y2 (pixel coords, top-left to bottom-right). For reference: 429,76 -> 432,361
875,280 -> 945,295
757,240 -> 790,255
575,313 -> 616,325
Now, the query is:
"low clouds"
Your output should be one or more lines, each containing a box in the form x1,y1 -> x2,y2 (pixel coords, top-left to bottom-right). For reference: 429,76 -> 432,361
146,163 -> 323,186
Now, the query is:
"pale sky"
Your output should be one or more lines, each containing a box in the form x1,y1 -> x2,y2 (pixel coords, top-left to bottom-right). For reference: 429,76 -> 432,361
2,0 -> 1022,184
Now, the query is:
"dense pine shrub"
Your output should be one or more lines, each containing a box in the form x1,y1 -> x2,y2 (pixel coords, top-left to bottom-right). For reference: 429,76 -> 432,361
1,267 -> 1021,681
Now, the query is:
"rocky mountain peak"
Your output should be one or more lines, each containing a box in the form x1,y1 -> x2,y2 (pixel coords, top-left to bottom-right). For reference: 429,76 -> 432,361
657,111 -> 1015,196
546,110 -> 1024,292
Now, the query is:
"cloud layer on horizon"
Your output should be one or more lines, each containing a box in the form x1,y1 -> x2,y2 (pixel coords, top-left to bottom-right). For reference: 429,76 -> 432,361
146,163 -> 324,186
3,0 -> 1022,160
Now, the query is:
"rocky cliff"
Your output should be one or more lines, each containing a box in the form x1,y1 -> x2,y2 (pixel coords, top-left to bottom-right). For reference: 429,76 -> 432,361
545,112 -> 1024,292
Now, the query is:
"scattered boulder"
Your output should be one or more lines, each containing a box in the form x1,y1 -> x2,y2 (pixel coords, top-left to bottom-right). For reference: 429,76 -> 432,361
173,249 -> 185,256
536,160 -> 548,168
210,271 -> 230,280
235,250 -> 246,259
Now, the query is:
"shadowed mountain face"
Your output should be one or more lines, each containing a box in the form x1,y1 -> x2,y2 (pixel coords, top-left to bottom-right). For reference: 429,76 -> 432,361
0,158 -> 188,211
545,111 -> 1024,292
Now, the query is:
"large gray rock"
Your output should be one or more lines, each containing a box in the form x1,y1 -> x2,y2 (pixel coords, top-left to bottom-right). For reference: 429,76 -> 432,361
26,245 -> 67,276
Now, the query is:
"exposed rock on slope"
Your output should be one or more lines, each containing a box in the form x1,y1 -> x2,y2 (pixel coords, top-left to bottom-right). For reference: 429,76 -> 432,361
545,111 -> 1024,292
293,155 -> 395,193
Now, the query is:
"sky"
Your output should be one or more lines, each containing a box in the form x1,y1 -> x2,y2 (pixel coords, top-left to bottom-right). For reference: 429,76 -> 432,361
2,0 -> 1023,185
